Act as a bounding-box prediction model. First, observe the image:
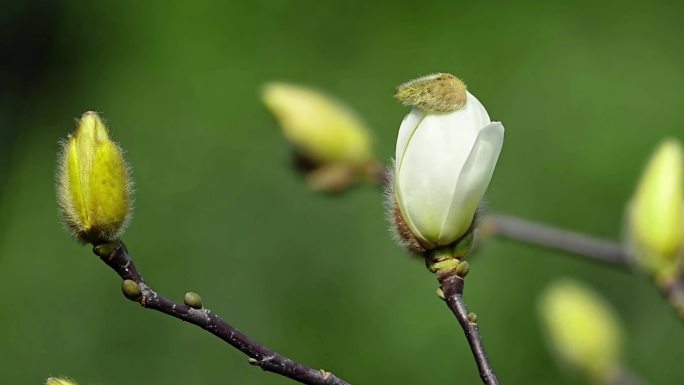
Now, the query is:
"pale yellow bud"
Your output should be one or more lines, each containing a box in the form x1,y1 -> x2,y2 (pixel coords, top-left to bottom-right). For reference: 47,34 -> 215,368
539,279 -> 622,383
46,378 -> 77,385
57,111 -> 133,244
262,82 -> 376,171
628,138 -> 684,277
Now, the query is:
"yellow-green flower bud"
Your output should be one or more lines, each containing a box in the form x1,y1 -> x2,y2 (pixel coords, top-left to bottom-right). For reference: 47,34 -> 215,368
262,82 -> 380,191
538,279 -> 622,384
46,378 -> 77,385
57,111 -> 133,244
627,138 -> 684,278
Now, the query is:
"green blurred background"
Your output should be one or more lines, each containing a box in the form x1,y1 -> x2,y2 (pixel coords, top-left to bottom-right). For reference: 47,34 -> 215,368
1,1 -> 683,384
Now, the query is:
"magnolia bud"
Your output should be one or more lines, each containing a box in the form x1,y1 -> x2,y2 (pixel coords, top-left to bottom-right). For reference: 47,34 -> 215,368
389,74 -> 504,252
539,279 -> 622,383
262,82 -> 380,192
626,138 -> 684,278
56,112 -> 133,244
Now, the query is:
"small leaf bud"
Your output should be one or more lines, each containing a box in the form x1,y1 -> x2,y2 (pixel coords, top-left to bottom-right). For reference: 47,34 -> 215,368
184,291 -> 203,309
122,279 -> 142,302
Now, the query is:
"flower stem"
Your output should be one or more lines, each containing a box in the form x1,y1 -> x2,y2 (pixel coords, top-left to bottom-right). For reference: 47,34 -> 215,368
436,267 -> 500,385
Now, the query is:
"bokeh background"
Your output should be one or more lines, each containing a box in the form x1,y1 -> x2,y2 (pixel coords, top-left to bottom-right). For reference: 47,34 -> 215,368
2,1 -> 684,384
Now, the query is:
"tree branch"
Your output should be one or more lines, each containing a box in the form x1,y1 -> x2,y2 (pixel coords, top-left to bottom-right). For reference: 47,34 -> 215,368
483,213 -> 684,323
93,241 -> 351,385
437,270 -> 500,385
483,213 -> 630,269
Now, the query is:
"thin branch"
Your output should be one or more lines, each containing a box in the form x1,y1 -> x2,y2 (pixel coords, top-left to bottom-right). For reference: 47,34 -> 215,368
484,213 -> 630,269
94,241 -> 351,385
437,270 -> 500,385
484,213 -> 684,323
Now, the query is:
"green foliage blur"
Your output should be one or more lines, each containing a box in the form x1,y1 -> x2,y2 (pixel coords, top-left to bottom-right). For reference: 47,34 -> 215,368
1,1 -> 683,384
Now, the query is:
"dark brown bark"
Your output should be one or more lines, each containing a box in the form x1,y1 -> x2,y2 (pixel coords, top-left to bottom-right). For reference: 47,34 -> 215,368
437,270 -> 500,385
95,241 -> 351,385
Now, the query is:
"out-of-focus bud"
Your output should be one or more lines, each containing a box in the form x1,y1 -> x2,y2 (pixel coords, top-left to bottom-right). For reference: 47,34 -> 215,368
57,111 -> 133,244
262,82 -> 381,192
627,139 -> 684,279
538,279 -> 622,384
388,73 -> 504,255
46,378 -> 77,385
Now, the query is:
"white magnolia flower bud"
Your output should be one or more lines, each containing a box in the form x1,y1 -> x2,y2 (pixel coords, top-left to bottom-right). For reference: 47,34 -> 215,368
392,79 -> 504,250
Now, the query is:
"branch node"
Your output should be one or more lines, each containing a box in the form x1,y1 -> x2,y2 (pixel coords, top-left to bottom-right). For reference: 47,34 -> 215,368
319,369 -> 332,380
93,241 -> 119,261
456,261 -> 470,278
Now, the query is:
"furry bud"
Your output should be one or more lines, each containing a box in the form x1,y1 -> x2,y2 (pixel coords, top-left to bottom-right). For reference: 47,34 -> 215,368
539,279 -> 622,383
57,112 -> 133,244
262,82 -> 380,192
626,138 -> 684,279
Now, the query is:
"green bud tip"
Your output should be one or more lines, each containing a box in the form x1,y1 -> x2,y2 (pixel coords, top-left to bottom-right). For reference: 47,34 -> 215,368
93,242 -> 119,259
456,261 -> 470,277
184,291 -> 203,309
467,312 -> 478,323
436,287 -> 445,299
121,279 -> 142,302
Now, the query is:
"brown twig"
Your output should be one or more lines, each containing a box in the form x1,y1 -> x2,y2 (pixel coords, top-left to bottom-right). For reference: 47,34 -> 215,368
93,241 -> 351,385
437,269 -> 500,385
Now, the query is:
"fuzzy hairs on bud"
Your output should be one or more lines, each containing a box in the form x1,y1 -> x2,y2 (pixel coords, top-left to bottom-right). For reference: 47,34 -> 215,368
395,73 -> 468,113
383,163 -> 427,256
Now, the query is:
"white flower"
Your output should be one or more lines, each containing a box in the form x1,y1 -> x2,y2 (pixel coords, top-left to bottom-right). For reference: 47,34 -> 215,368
393,91 -> 504,248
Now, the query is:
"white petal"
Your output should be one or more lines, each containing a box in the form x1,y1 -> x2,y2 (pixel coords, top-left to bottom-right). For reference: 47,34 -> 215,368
437,122 -> 505,244
395,95 -> 491,245
395,108 -> 426,166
